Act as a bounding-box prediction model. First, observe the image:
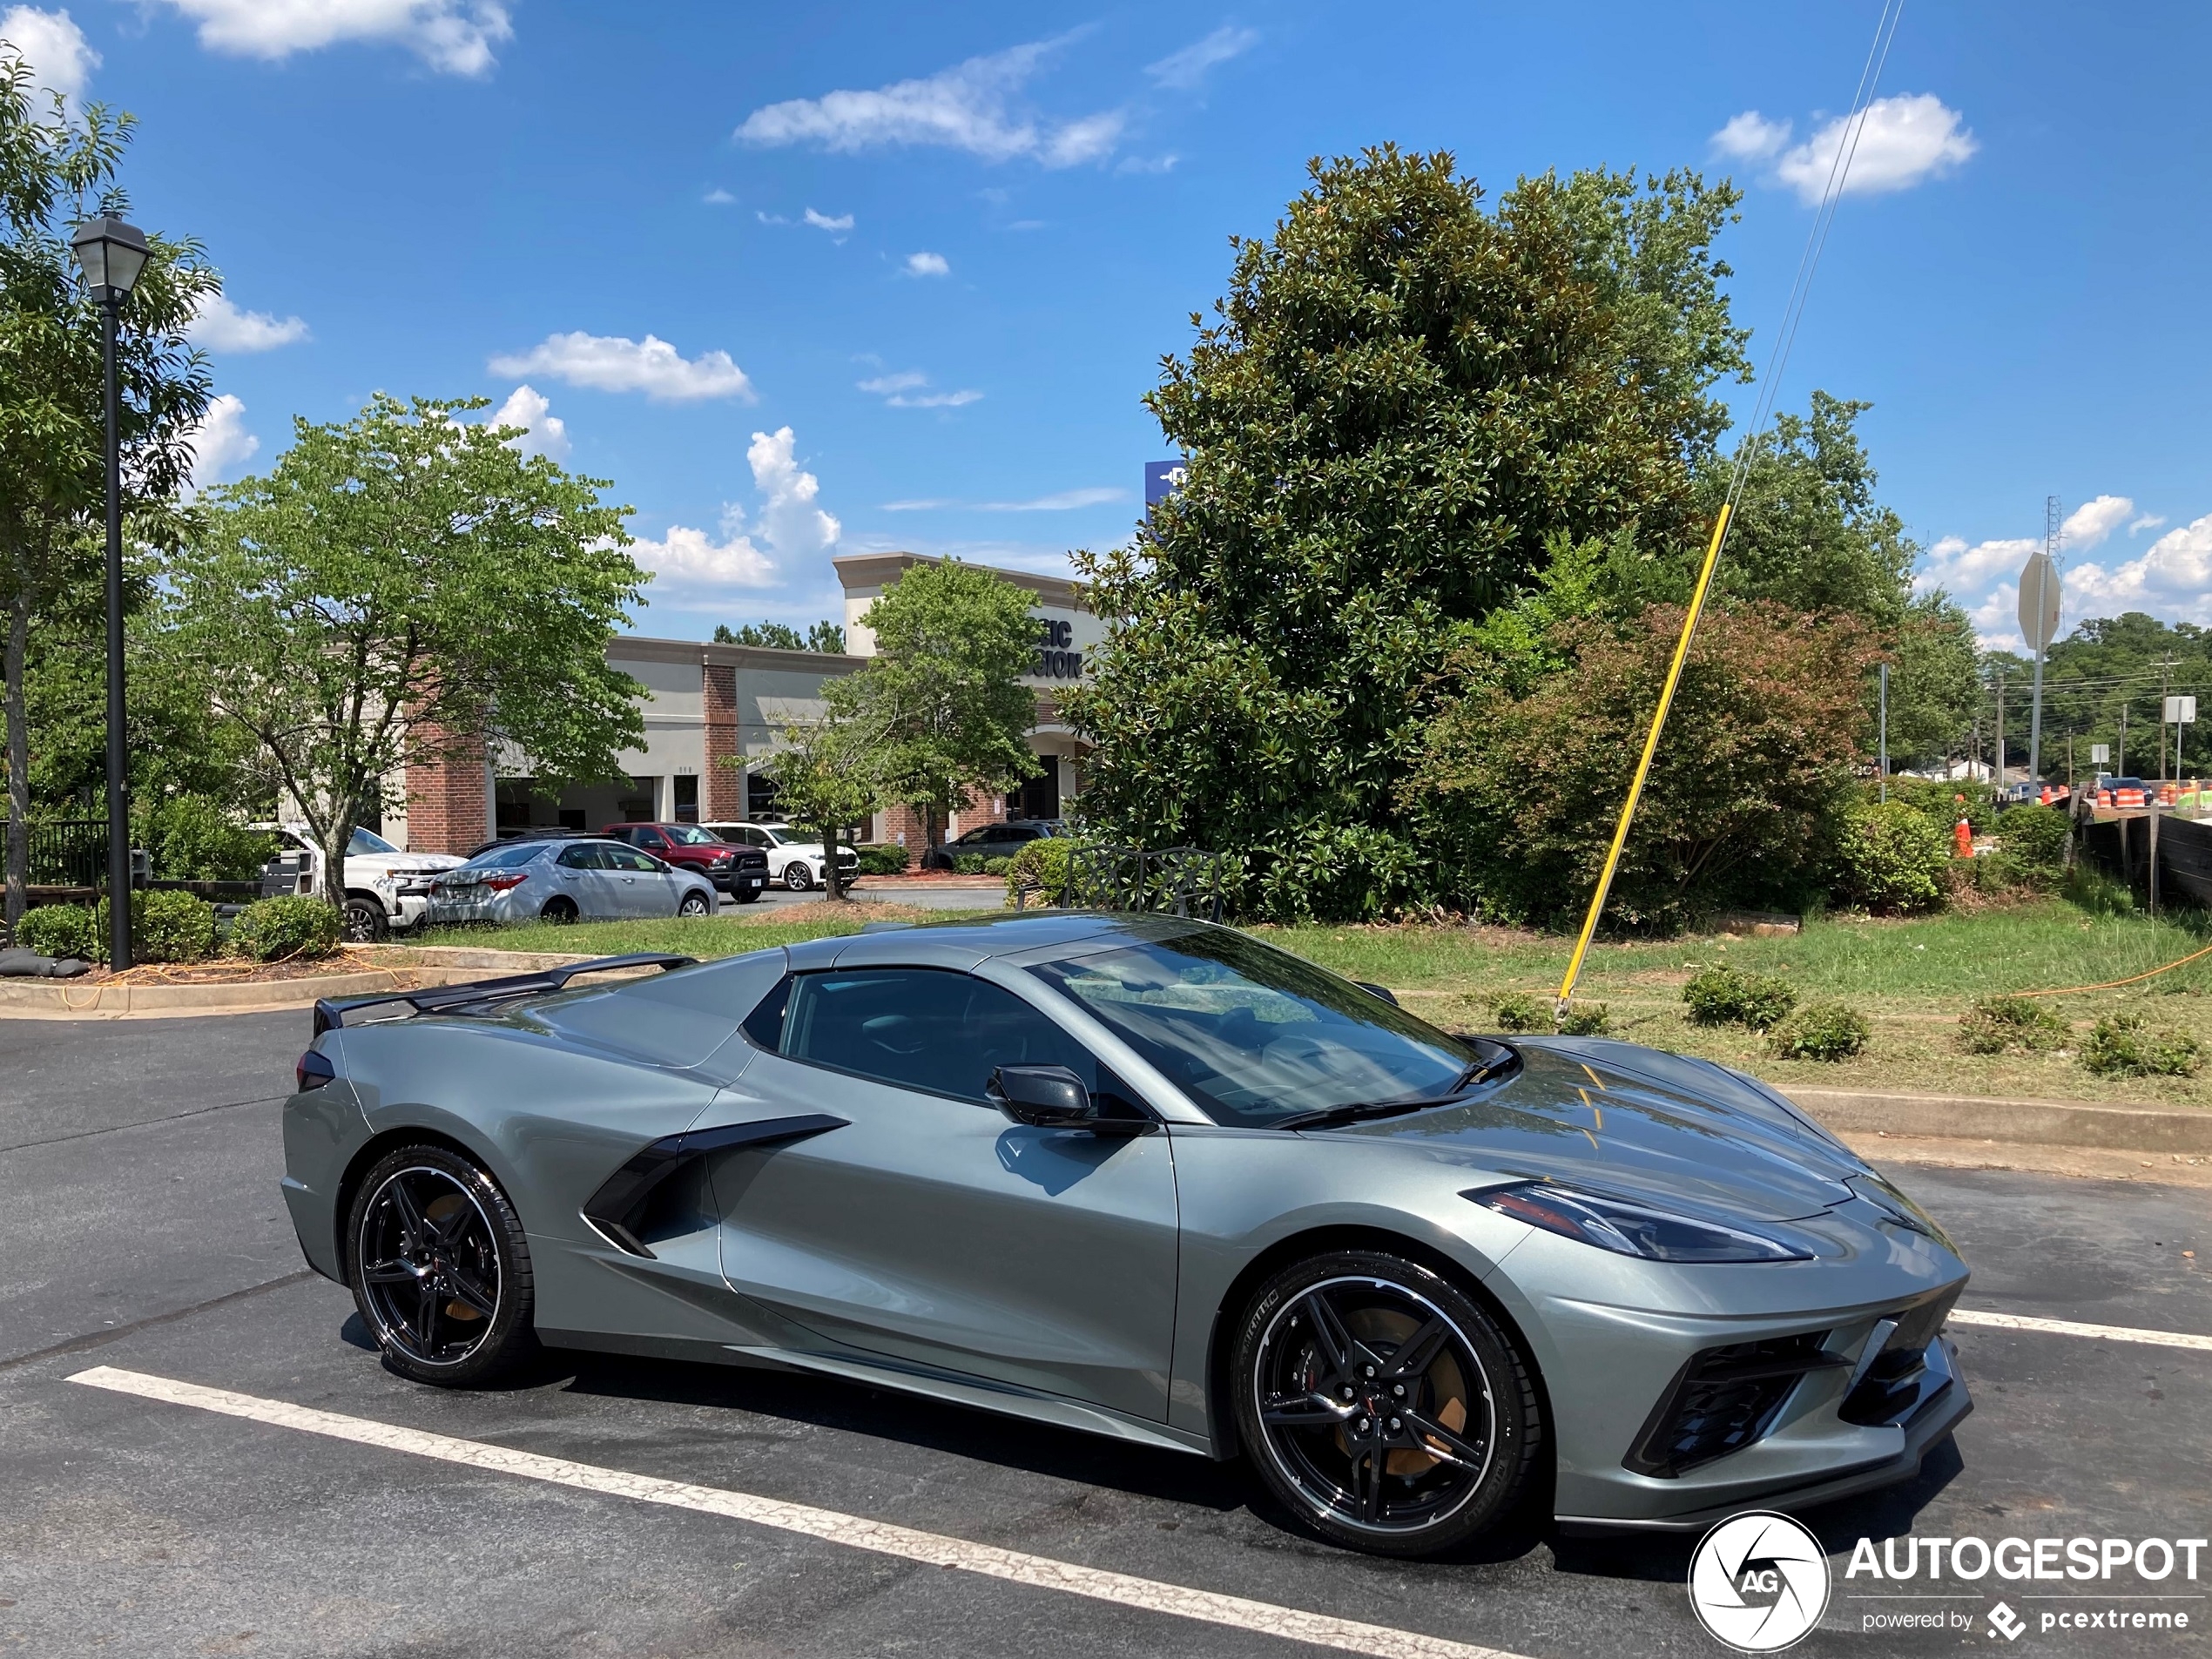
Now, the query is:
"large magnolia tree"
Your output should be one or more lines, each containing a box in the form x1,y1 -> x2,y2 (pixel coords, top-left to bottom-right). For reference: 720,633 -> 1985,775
163,395 -> 649,900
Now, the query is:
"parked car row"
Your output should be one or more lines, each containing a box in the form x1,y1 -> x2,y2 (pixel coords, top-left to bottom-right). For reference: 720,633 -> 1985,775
424,833 -> 763,926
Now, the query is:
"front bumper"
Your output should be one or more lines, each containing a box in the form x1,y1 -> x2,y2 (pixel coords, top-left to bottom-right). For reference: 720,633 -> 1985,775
709,867 -> 768,894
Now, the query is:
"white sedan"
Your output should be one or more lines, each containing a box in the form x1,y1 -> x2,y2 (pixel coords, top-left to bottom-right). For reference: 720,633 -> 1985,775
704,821 -> 860,891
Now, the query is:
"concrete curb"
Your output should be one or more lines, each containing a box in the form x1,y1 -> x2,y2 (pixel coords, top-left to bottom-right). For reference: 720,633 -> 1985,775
1784,1087 -> 2212,1156
0,962 -> 516,1019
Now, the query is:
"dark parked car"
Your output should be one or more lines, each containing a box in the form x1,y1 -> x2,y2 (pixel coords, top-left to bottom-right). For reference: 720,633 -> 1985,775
922,819 -> 1057,868
603,822 -> 767,900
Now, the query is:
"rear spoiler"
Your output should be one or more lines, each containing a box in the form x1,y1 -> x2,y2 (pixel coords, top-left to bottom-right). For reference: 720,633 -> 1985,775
313,952 -> 698,1037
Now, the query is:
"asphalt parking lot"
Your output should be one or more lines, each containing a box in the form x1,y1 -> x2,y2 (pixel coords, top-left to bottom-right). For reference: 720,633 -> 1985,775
2,1012 -> 2206,1658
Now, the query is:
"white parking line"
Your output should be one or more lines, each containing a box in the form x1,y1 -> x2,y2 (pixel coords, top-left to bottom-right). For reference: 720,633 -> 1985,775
1950,1309 -> 2212,1353
66,1366 -> 1525,1659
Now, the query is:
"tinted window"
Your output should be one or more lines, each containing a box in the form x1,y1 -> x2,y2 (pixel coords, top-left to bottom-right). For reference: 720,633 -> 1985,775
347,827 -> 399,855
665,825 -> 721,846
1028,930 -> 1475,1129
605,846 -> 662,873
462,842 -> 548,868
635,827 -> 668,847
777,968 -> 1096,1103
556,843 -> 605,869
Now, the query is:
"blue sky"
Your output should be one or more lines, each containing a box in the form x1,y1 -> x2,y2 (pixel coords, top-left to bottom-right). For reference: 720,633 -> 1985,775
6,2 -> 2208,650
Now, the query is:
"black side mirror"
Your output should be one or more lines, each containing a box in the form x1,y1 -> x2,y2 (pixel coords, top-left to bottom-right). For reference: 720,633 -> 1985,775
989,1065 -> 1096,1129
1355,981 -> 1399,1007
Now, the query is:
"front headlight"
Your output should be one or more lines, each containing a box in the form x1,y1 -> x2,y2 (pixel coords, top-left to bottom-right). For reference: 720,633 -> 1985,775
1467,1180 -> 1813,1264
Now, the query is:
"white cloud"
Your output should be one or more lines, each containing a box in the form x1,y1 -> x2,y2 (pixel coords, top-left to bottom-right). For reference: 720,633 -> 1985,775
803,206 -> 853,233
703,186 -> 735,206
1915,533 -> 2040,600
857,368 -> 981,408
2130,513 -> 2167,536
737,37 -> 1123,168
487,331 -> 753,402
487,384 -> 568,462
1710,110 -> 1791,163
903,250 -> 950,277
1771,93 -> 1978,205
880,497 -> 957,512
1145,24 -> 1258,91
152,0 -> 510,76
1966,583 -> 2025,654
631,427 -> 840,597
0,6 -> 96,112
2062,514 -> 2212,625
185,393 -> 257,493
981,487 -> 1124,511
2062,494 -> 2134,551
187,293 -> 310,353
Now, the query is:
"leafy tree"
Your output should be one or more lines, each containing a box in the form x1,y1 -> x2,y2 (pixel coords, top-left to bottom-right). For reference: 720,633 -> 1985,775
0,61 -> 216,929
1882,591 -> 1981,772
161,394 -> 647,901
827,559 -> 1035,854
756,715 -> 876,901
711,618 -> 846,652
1069,147 -> 1750,918
2040,613 -> 2212,780
1406,602 -> 1878,929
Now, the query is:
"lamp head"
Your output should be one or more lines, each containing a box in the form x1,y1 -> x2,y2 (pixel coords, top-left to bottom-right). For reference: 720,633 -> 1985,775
71,216 -> 150,300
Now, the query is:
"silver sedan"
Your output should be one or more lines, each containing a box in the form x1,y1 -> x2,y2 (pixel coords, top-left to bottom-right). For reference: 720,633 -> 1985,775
422,838 -> 718,926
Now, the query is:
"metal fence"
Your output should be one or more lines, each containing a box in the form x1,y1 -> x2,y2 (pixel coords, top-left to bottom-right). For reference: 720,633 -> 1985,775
1012,842 -> 1235,921
0,819 -> 107,888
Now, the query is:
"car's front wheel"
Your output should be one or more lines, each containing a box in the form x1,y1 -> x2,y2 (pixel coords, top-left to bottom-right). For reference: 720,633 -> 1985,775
345,1144 -> 537,1386
342,894 -> 388,943
540,895 -> 578,923
678,890 -> 713,916
1231,1249 -> 1541,1557
783,860 -> 813,891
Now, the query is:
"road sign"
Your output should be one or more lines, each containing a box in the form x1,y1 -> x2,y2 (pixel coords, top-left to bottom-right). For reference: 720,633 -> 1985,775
2167,695 -> 2197,725
2092,743 -> 2110,764
2017,551 -> 2061,651
1143,460 -> 1186,507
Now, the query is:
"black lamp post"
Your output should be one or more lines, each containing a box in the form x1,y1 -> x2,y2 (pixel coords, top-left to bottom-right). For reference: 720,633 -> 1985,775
69,215 -> 150,973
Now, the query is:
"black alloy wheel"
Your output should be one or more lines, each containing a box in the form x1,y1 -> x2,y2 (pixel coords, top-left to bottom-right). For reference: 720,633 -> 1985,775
1231,1250 -> 1541,1556
678,890 -> 713,916
783,860 -> 813,891
540,896 -> 578,923
345,1144 -> 537,1386
342,895 -> 388,943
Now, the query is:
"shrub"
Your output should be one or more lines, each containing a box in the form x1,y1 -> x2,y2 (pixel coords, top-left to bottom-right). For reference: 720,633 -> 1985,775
952,853 -> 990,874
228,894 -> 342,961
112,890 -> 217,963
1994,803 -> 2069,873
1769,1001 -> 1870,1062
1683,966 -> 1797,1031
2079,1014 -> 2202,1078
1489,990 -> 1548,1033
982,856 -> 1015,876
1957,996 -> 2067,1055
855,842 -> 909,876
1005,835 -> 1080,906
1835,801 -> 1950,914
1555,1001 -> 1611,1036
136,794 -> 279,881
14,902 -> 96,960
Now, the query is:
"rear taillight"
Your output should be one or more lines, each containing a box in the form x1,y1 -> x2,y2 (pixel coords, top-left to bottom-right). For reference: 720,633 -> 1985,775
295,1049 -> 336,1092
483,873 -> 529,891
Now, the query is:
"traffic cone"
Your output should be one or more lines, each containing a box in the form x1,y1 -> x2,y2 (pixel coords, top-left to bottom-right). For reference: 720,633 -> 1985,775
2040,786 -> 2054,806
1953,819 -> 1973,858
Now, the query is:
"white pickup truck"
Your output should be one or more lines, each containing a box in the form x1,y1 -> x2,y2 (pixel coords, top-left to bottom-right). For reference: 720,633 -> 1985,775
255,824 -> 464,942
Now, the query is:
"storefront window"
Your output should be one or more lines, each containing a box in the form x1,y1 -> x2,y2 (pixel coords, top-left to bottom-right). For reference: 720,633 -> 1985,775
674,775 -> 698,823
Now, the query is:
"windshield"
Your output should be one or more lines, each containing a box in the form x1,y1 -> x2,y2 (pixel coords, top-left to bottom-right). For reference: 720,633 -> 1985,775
1028,929 -> 1479,1128
664,825 -> 723,846
461,841 -> 547,867
347,827 -> 399,855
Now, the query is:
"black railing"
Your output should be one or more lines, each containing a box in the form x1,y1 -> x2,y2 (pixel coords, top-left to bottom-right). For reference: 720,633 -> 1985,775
0,819 -> 107,888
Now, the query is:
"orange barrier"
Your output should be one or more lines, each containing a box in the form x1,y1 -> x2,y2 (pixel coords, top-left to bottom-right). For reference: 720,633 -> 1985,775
1953,819 -> 1973,858
2118,787 -> 2147,808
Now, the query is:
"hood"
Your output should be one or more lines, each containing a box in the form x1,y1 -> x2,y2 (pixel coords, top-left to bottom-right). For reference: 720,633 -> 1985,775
360,853 -> 463,875
1336,1041 -> 1866,1222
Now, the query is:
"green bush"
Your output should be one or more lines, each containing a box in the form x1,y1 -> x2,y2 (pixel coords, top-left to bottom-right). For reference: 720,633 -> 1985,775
113,890 -> 217,963
1005,835 -> 1080,905
952,853 -> 990,874
1769,1001 -> 1870,1062
1683,966 -> 1797,1031
1835,801 -> 1950,914
1555,1001 -> 1611,1036
14,902 -> 95,960
1489,991 -> 1548,1033
1993,803 -> 2069,874
136,794 -> 278,881
2079,1014 -> 2202,1078
854,842 -> 909,876
982,856 -> 1015,876
1882,777 -> 1993,835
1958,996 -> 2067,1055
227,894 -> 342,961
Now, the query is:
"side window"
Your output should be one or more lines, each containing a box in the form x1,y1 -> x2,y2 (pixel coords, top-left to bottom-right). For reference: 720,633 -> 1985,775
610,846 -> 662,872
636,827 -> 666,848
777,968 -> 1096,1103
556,843 -> 604,869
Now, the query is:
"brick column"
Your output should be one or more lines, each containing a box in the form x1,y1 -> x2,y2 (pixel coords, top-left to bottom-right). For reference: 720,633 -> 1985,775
404,724 -> 489,855
704,663 -> 741,819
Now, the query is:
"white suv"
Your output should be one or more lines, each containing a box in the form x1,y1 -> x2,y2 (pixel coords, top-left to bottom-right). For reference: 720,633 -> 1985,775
704,821 -> 860,891
255,824 -> 464,941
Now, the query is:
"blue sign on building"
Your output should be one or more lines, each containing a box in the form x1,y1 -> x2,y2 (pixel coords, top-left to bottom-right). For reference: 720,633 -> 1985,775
1143,459 -> 1187,507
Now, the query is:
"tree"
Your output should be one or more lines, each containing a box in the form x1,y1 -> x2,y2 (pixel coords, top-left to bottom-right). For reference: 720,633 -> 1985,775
1068,147 -> 1750,917
1883,592 -> 1980,772
712,618 -> 846,652
0,60 -> 216,930
827,559 -> 1036,855
756,715 -> 876,901
161,394 -> 648,903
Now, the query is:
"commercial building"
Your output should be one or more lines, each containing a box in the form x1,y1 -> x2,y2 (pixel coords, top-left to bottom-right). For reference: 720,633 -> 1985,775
386,553 -> 1100,856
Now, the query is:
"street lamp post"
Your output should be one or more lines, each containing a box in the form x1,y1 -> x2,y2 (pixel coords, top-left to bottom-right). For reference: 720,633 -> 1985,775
69,215 -> 150,973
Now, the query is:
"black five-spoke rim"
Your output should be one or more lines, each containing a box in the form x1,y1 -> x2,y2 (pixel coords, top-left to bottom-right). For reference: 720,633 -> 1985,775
1252,1277 -> 1495,1535
359,1167 -> 502,1366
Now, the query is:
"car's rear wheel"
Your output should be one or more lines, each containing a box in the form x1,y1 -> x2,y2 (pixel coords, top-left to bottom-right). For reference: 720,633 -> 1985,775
1231,1249 -> 1541,1557
345,1144 -> 537,1386
783,860 -> 813,891
678,890 -> 712,916
540,896 -> 578,923
342,894 -> 387,943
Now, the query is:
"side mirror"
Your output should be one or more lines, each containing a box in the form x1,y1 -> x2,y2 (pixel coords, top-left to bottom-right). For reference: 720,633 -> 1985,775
989,1064 -> 1096,1129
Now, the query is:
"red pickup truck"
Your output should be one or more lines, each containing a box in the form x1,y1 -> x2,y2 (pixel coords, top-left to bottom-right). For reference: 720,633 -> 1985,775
601,822 -> 768,901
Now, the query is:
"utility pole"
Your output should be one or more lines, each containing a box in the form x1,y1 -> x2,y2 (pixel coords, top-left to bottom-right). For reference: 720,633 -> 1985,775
2119,699 -> 2128,777
1994,674 -> 2006,792
2159,658 -> 2175,781
2067,730 -> 2074,786
1878,663 -> 1889,801
2025,497 -> 2061,789
1971,703 -> 1981,785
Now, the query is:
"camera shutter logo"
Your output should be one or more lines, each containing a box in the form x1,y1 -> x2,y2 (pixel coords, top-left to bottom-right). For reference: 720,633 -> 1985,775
1688,1511 -> 1831,1652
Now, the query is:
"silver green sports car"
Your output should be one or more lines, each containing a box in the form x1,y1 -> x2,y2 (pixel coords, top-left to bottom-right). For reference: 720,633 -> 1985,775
282,912 -> 1970,1557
